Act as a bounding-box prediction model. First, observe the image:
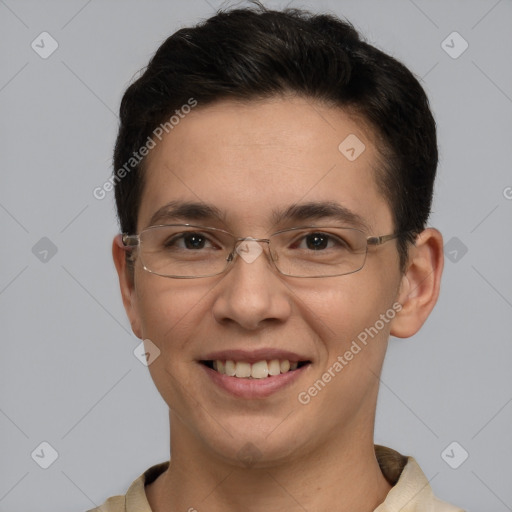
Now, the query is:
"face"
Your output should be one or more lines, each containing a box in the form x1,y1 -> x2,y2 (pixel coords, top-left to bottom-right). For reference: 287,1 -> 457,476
117,96 -> 407,467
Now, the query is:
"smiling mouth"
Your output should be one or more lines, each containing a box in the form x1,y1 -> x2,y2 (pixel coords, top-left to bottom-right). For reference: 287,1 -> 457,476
201,359 -> 310,379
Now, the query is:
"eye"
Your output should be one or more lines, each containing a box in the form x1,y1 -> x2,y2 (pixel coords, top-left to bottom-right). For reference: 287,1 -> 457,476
295,232 -> 347,251
184,233 -> 208,249
165,231 -> 216,250
302,233 -> 330,250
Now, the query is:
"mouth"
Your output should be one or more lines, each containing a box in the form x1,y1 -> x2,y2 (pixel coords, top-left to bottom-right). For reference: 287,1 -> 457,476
198,350 -> 312,399
200,359 -> 310,379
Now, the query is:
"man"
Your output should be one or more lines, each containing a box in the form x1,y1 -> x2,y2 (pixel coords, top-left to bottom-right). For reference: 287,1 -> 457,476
91,3 -> 463,511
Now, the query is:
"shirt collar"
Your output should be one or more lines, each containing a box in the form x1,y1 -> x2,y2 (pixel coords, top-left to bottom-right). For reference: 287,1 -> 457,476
124,446 -> 461,512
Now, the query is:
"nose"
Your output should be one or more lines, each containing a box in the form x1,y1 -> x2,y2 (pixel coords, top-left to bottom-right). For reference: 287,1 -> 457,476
211,238 -> 292,330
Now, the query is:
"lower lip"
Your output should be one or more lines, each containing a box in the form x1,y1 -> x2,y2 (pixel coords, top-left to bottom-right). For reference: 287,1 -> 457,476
200,363 -> 309,399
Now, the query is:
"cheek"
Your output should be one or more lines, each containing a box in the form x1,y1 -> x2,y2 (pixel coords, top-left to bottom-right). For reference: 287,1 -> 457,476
295,269 -> 400,388
134,275 -> 212,354
301,276 -> 397,338
133,278 -> 215,413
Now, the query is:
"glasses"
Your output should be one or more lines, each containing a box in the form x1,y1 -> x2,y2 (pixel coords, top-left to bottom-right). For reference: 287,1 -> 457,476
121,224 -> 400,279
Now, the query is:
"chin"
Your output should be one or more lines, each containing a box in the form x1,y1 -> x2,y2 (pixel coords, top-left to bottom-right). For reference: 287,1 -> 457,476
195,415 -> 311,469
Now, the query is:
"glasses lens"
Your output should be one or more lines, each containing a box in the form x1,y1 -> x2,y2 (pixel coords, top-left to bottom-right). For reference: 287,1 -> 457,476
271,227 -> 368,277
139,225 -> 232,277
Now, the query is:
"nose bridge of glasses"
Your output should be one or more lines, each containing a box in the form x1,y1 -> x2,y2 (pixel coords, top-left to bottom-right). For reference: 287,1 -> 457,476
227,236 -> 273,265
234,236 -> 271,245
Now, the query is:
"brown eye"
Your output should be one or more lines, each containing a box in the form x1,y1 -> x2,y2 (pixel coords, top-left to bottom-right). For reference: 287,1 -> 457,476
305,233 -> 329,250
163,231 -> 215,250
182,233 -> 207,249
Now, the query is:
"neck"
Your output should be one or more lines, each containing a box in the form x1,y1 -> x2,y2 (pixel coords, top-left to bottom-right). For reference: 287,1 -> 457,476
146,418 -> 392,512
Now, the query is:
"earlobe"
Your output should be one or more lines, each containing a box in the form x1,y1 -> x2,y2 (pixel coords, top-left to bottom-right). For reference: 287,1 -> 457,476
390,228 -> 444,339
112,235 -> 143,339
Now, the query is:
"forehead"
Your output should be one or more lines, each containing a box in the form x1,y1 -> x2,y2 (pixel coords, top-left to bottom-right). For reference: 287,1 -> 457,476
138,96 -> 393,233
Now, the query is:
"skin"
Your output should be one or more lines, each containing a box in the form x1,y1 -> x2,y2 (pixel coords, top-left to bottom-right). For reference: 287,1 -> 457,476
113,95 -> 444,512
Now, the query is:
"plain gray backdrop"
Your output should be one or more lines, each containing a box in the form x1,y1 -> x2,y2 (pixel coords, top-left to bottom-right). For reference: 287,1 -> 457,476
1,0 -> 511,511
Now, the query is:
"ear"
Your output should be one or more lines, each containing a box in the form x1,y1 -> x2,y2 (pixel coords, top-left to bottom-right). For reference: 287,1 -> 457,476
112,234 -> 143,339
390,228 -> 444,338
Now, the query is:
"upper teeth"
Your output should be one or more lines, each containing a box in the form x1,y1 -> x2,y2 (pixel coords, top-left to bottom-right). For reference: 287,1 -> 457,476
213,359 -> 299,379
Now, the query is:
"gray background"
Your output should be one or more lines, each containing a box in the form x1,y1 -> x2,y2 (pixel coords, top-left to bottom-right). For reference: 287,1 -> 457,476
1,0 -> 511,510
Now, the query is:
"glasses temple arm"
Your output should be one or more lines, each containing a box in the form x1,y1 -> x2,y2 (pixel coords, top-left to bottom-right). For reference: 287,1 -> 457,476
366,233 -> 401,246
121,234 -> 139,247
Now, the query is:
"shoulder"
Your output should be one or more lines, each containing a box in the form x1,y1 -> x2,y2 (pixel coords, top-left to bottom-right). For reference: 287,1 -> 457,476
375,445 -> 465,512
85,461 -> 170,512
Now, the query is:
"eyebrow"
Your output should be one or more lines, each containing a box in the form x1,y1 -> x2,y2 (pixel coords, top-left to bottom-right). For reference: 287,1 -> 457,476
147,200 -> 226,228
146,200 -> 370,232
271,201 -> 370,231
